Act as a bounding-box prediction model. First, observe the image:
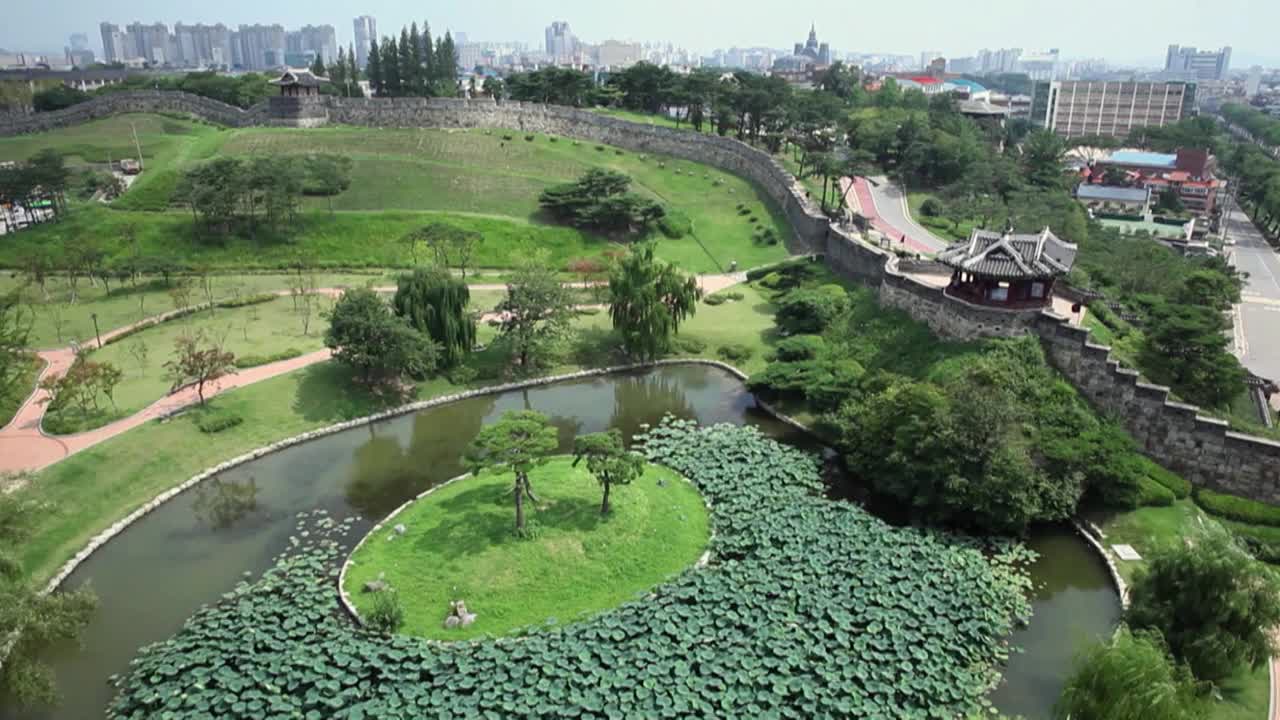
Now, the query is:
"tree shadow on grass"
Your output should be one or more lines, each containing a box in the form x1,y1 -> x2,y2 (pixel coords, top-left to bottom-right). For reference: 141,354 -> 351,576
291,362 -> 401,423
411,482 -> 608,561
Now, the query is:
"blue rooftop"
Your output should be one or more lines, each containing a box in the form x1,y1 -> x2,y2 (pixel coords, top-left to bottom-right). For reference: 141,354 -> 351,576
944,78 -> 987,93
1107,151 -> 1177,168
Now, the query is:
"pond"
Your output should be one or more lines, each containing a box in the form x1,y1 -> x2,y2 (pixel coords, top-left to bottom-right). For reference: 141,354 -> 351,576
4,365 -> 1119,719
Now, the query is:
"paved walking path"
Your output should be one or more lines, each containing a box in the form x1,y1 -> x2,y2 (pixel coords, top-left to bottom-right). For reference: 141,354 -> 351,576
0,273 -> 746,475
842,177 -> 950,255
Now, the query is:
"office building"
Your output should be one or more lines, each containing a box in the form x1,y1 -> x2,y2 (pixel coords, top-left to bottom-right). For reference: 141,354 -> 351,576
545,21 -> 576,63
920,50 -> 942,71
1030,80 -> 1195,138
352,16 -> 377,69
1164,45 -> 1231,81
1246,66 -> 1263,97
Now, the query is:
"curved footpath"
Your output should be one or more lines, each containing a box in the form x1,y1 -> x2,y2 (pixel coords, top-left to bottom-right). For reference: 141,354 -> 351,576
842,176 -> 949,255
0,273 -> 744,475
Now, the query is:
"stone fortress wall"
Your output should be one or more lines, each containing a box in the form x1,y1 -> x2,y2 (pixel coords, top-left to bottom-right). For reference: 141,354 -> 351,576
3,91 -> 1278,502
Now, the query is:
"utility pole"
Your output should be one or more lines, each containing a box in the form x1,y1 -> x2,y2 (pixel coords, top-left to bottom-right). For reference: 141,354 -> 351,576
130,122 -> 144,171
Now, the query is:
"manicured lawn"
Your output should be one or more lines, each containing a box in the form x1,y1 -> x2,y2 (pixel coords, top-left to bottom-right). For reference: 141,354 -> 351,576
0,117 -> 791,275
0,270 -> 396,349
1089,500 -> 1219,584
0,205 -> 611,275
52,297 -> 329,426
343,457 -> 709,640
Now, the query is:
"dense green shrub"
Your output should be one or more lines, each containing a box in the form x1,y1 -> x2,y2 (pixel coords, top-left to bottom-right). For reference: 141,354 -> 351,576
703,294 -> 727,306
234,348 -> 304,369
919,198 -> 943,217
1054,627 -> 1207,720
672,336 -> 706,354
195,408 -> 244,434
216,292 -> 278,309
1196,489 -> 1280,527
716,343 -> 754,363
657,209 -> 693,239
1128,533 -> 1280,682
773,335 -> 826,362
1136,476 -> 1176,507
745,257 -> 815,282
365,590 -> 406,635
775,285 -> 849,334
1144,460 -> 1191,499
109,421 -> 1031,719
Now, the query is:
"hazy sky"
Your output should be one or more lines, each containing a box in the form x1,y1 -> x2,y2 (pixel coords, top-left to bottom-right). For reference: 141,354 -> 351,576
8,0 -> 1279,68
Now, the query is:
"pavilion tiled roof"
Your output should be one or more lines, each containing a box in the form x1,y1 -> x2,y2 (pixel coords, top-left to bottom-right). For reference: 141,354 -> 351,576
270,69 -> 327,87
937,227 -> 1077,279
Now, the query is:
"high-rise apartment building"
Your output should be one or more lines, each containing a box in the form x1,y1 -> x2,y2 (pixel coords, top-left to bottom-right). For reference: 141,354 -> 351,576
127,22 -> 172,64
353,16 -> 377,69
545,21 -> 576,63
99,22 -> 137,63
1030,80 -> 1195,138
920,50 -> 941,71
172,23 -> 233,67
1164,45 -> 1231,81
65,33 -> 94,67
287,25 -> 337,65
236,24 -> 286,70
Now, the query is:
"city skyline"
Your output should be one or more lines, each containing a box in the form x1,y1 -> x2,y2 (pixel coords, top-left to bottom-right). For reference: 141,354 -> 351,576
5,0 -> 1279,68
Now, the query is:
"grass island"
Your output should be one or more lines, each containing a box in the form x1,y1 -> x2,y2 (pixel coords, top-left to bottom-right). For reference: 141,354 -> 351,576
343,456 -> 710,640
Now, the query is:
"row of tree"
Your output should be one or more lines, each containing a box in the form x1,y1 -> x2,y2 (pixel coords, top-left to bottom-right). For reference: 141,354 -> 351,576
174,153 -> 352,237
365,21 -> 458,98
324,241 -> 698,388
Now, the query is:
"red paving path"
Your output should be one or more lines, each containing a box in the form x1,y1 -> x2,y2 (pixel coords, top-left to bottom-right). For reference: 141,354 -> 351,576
842,177 -> 941,255
0,274 -> 744,475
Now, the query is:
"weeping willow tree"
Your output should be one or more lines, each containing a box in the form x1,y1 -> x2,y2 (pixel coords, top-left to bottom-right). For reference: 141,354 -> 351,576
392,268 -> 476,368
607,242 -> 700,362
1054,627 -> 1206,720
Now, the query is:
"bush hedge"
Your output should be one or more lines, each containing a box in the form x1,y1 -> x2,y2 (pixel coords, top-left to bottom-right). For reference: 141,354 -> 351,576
1196,488 -> 1280,527
1144,460 -> 1191,499
234,348 -> 304,369
1136,476 -> 1176,507
195,408 -> 244,434
657,210 -> 693,239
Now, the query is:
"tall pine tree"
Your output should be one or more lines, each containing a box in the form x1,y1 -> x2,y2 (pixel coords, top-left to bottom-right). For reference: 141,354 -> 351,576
347,44 -> 361,96
407,23 -> 425,96
397,28 -> 414,98
421,23 -> 436,94
367,39 -> 383,96
309,54 -> 326,78
435,32 -> 457,96
382,36 -> 401,96
331,47 -> 347,94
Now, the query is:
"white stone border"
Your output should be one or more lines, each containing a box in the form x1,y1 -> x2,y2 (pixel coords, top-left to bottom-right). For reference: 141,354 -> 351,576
41,359 -> 783,596
336,464 -> 718,639
1070,518 -> 1130,610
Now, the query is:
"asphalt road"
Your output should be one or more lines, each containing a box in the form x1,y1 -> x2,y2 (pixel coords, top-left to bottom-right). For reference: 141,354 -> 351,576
862,177 -> 951,254
1225,208 -> 1280,385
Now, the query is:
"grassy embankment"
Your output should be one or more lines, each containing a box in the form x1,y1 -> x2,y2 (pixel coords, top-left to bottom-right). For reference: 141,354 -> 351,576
343,457 -> 709,640
0,114 -> 792,275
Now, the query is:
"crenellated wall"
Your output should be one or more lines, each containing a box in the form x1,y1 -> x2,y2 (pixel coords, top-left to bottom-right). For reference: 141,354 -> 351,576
1037,316 -> 1280,501
7,92 -> 1280,501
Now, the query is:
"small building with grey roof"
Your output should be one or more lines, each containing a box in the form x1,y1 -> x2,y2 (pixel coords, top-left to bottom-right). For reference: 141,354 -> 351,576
937,226 -> 1077,309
